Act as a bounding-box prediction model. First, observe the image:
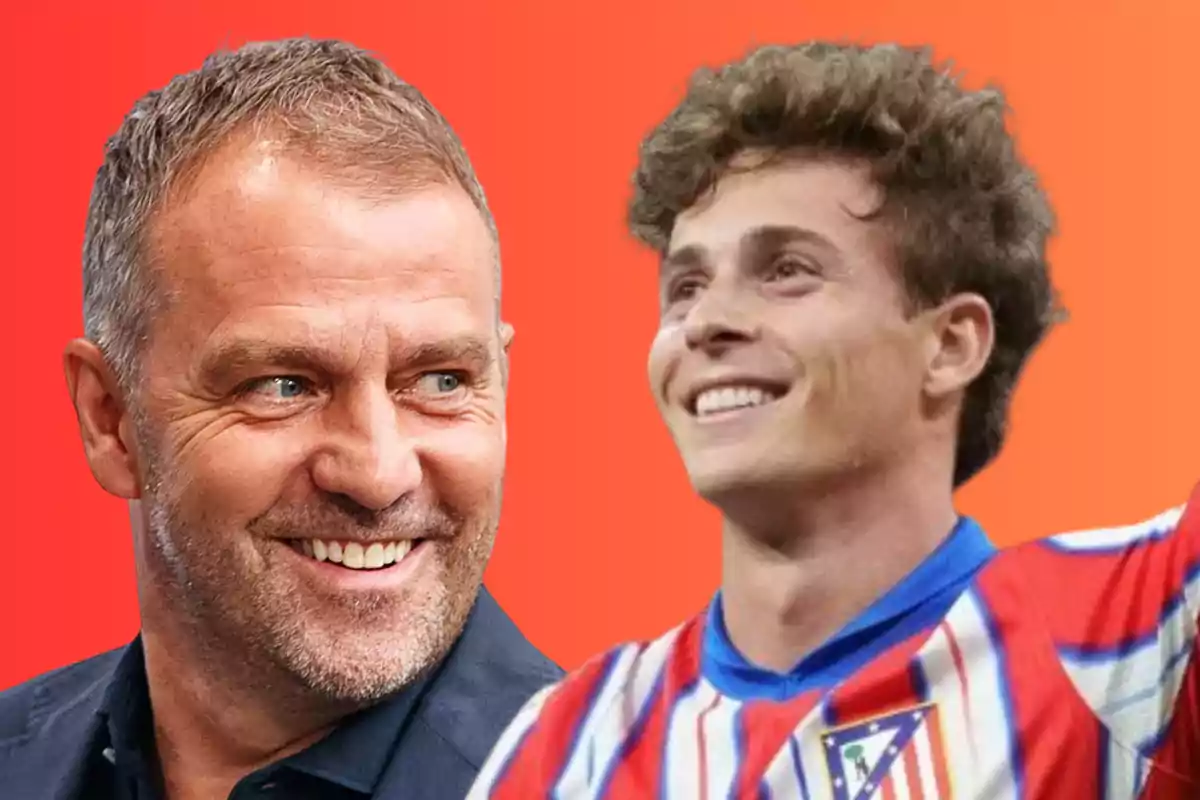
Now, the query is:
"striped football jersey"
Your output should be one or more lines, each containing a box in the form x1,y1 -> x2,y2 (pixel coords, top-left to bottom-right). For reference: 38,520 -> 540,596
470,486 -> 1200,798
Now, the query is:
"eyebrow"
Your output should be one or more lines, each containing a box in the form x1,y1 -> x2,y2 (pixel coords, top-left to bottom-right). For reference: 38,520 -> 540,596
742,224 -> 838,255
401,338 -> 495,372
198,343 -> 333,388
661,243 -> 708,272
197,336 -> 496,387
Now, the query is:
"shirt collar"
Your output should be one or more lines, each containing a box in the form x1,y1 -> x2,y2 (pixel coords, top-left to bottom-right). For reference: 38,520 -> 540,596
94,636 -> 434,795
96,637 -> 154,761
703,515 -> 996,700
280,670 -> 434,793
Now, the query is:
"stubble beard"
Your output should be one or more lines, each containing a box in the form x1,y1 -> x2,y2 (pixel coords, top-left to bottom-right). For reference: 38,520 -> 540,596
136,437 -> 500,715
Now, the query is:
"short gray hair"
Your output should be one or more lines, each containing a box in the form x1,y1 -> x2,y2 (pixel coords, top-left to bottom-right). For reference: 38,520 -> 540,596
82,37 -> 497,387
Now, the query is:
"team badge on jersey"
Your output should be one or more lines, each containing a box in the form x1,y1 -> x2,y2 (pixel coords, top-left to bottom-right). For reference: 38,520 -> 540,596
821,702 -> 952,799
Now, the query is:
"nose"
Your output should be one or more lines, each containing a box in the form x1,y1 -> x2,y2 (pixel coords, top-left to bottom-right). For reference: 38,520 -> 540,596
310,387 -> 423,511
682,279 -> 759,353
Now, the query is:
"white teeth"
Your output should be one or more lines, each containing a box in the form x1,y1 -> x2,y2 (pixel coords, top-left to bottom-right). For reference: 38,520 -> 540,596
694,385 -> 779,416
364,543 -> 385,569
343,542 -> 365,568
297,539 -> 418,570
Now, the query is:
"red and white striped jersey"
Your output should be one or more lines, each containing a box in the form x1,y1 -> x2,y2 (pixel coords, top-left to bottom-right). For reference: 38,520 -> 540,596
470,485 -> 1200,798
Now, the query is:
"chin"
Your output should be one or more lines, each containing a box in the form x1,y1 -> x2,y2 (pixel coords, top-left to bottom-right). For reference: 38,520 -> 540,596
288,630 -> 443,704
685,453 -> 839,510
687,461 -> 777,504
262,582 -> 473,705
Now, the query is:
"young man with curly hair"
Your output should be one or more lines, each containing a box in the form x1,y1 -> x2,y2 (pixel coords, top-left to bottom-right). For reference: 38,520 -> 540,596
470,42 -> 1199,798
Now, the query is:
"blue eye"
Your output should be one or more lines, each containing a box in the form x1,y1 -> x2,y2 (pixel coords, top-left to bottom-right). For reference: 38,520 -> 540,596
418,372 -> 464,394
244,376 -> 310,400
273,377 -> 307,398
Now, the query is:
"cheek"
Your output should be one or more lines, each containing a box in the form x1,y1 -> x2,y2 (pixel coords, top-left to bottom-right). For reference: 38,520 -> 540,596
647,325 -> 681,405
839,328 -> 925,422
420,422 -> 506,511
800,317 -> 922,416
166,425 -> 310,522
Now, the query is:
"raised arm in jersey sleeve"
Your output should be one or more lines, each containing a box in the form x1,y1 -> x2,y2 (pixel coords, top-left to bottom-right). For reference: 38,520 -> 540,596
1014,483 -> 1200,786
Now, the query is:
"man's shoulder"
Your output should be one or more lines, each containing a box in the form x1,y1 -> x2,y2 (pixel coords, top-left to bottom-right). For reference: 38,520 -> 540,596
983,490 -> 1200,779
0,646 -> 124,746
412,588 -> 563,769
419,597 -> 697,768
995,492 -> 1196,570
980,491 -> 1200,649
445,586 -> 564,697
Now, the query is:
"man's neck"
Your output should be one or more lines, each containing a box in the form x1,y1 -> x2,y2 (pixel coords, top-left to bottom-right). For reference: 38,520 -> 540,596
139,627 -> 343,800
717,462 -> 958,674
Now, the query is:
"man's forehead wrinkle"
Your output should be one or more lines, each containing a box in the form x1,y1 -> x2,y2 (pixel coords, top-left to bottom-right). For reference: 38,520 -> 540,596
198,245 -> 467,270
159,247 -> 469,280
153,234 -> 472,292
196,318 -> 497,365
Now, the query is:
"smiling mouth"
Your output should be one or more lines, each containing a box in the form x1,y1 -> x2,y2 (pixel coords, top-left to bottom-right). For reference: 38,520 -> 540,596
287,539 -> 422,571
689,384 -> 787,417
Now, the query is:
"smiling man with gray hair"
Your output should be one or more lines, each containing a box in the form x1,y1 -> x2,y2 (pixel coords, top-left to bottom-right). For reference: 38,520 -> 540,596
0,37 -> 558,800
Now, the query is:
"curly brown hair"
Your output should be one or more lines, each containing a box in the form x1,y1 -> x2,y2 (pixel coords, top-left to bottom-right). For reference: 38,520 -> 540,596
629,42 -> 1063,487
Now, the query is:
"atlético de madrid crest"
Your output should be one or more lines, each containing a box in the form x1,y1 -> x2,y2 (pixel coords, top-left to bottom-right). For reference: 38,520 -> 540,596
821,702 -> 952,799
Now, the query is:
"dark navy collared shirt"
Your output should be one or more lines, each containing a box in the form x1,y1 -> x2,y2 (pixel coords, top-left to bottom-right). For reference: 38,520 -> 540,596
88,638 -> 433,800
0,589 -> 563,800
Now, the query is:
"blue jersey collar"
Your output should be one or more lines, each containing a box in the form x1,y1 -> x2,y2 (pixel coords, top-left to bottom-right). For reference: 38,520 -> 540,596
703,516 -> 996,701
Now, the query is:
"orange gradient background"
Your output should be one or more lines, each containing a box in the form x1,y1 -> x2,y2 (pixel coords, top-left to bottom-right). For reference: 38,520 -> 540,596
1,0 -> 1196,690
